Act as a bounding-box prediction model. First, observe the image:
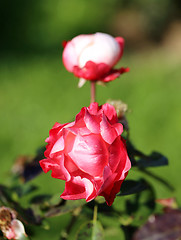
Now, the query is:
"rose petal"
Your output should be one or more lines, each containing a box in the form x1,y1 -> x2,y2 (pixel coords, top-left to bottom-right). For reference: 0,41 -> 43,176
101,103 -> 118,124
61,176 -> 96,201
11,219 -> 26,239
114,137 -> 131,180
117,155 -> 131,180
68,134 -> 108,177
98,166 -> 117,195
79,32 -> 121,68
84,108 -> 100,134
103,179 -> 125,206
63,35 -> 93,72
40,155 -> 70,181
98,166 -> 125,206
87,102 -> 99,115
108,137 -> 123,172
100,114 -> 123,144
115,37 -> 124,59
73,61 -> 110,80
50,135 -> 64,155
68,118 -> 91,136
102,67 -> 130,82
62,41 -> 78,72
72,34 -> 94,59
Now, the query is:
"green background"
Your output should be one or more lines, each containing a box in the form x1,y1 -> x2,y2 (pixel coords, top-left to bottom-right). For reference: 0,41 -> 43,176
0,0 -> 181,239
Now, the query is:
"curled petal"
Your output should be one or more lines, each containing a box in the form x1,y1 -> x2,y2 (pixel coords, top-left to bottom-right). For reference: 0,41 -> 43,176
87,102 -> 100,115
73,61 -> 110,80
100,114 -> 123,144
84,108 -> 100,134
99,166 -> 126,206
45,122 -> 68,147
61,177 -> 96,201
45,122 -> 75,158
102,67 -> 130,82
98,139 -> 131,205
98,167 -> 117,199
40,155 -> 71,181
50,136 -> 64,155
52,122 -> 62,129
117,155 -> 131,181
114,137 -> 131,180
108,137 -> 123,172
45,123 -> 62,144
103,179 -> 125,206
101,103 -> 118,124
68,118 -> 91,136
73,63 -> 129,82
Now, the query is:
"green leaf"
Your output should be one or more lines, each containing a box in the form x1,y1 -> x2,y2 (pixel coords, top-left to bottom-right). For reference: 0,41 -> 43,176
117,179 -> 148,196
30,194 -> 64,213
125,182 -> 156,227
133,209 -> 181,240
137,152 -> 168,168
30,194 -> 52,204
126,140 -> 168,168
44,199 -> 86,218
11,184 -> 38,198
76,220 -> 104,240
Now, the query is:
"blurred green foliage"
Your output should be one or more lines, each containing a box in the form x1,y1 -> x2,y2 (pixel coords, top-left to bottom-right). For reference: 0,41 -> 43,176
0,0 -> 118,52
0,0 -> 180,53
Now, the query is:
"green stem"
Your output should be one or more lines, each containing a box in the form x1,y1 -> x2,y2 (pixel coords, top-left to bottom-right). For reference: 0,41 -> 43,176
93,204 -> 98,222
90,81 -> 96,103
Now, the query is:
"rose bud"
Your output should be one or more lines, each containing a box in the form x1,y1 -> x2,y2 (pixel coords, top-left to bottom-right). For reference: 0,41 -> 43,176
40,103 -> 131,206
62,32 -> 129,86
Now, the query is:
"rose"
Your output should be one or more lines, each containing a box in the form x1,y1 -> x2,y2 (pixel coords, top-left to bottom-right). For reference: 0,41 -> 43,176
62,32 -> 129,85
40,103 -> 131,205
40,103 -> 131,206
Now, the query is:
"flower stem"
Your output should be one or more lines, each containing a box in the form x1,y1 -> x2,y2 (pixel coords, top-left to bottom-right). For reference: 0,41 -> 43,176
93,204 -> 98,222
90,81 -> 96,103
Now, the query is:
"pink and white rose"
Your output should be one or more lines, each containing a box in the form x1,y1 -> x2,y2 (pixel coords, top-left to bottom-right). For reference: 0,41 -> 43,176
40,103 -> 131,206
62,32 -> 129,84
